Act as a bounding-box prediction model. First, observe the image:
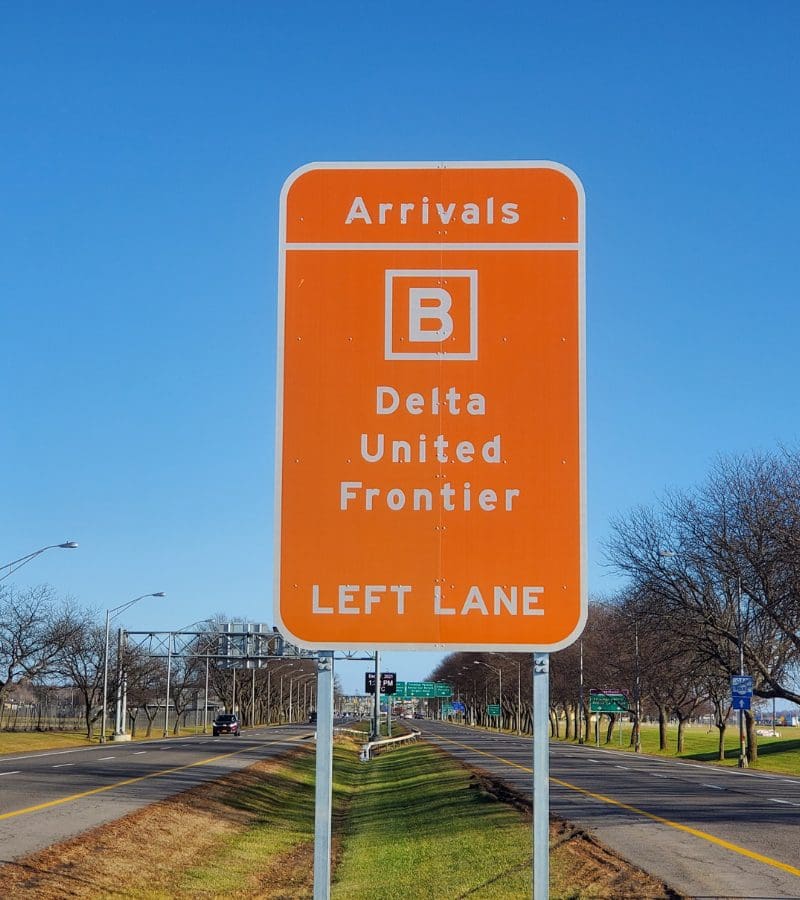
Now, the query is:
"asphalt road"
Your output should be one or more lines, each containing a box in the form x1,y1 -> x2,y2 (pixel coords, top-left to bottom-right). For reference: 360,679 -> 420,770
0,724 -> 312,863
418,719 -> 800,900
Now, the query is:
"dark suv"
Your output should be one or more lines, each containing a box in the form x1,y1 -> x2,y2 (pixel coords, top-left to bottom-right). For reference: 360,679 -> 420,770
212,713 -> 240,736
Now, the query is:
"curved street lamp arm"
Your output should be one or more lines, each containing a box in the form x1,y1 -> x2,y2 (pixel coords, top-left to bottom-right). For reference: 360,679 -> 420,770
0,541 -> 78,582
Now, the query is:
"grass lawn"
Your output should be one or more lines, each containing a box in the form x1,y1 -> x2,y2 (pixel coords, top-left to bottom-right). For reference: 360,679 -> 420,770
559,720 -> 800,774
0,722 -> 292,755
0,730 -> 94,754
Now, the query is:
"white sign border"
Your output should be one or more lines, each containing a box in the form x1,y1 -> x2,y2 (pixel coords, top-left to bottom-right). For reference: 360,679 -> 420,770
274,160 -> 587,653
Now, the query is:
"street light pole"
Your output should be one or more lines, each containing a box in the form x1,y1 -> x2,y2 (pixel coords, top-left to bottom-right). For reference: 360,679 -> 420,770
114,627 -> 124,735
101,607 -> 111,744
163,633 -> 173,737
498,655 -> 522,734
266,664 -> 272,724
101,591 -> 165,743
204,649 -> 210,733
160,618 -> 212,738
738,577 -> 748,769
474,660 -> 503,732
372,651 -> 381,740
578,639 -> 585,744
278,664 -> 296,723
0,541 -> 78,582
634,622 -> 642,754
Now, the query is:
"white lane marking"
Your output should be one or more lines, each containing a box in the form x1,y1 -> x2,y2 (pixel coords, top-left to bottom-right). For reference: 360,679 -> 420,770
651,773 -> 668,779
133,751 -> 147,755
587,758 -> 601,763
565,745 -> 789,780
614,765 -> 630,769
769,798 -> 800,807
98,756 -> 115,761
0,730 -> 235,764
701,784 -> 725,790
52,763 -> 74,768
0,771 -> 21,776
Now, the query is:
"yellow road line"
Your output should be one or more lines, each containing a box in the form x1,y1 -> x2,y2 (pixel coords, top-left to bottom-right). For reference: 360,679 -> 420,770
431,733 -> 800,879
0,735 -> 306,822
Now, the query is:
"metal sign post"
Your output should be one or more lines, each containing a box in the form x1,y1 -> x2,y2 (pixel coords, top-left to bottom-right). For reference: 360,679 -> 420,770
276,160 -> 586,900
313,651 -> 334,900
533,653 -> 549,900
731,674 -> 753,769
372,651 -> 380,740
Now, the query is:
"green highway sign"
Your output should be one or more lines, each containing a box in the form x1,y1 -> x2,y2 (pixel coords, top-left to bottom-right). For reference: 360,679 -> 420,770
589,690 -> 629,713
394,681 -> 453,699
487,704 -> 501,716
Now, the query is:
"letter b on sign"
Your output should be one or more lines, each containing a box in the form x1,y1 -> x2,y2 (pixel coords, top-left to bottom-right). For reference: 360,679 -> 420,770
409,287 -> 452,342
385,269 -> 478,360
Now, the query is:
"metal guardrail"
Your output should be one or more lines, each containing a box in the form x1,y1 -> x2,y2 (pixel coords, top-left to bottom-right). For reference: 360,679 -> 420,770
333,727 -> 368,738
359,728 -> 421,761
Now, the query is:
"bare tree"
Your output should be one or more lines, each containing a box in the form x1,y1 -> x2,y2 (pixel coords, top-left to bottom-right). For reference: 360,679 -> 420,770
606,450 -> 800,763
0,585 -> 83,706
51,609 -> 105,738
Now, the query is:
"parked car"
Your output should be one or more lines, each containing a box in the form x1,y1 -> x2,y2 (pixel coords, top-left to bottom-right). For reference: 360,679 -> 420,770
212,713 -> 240,736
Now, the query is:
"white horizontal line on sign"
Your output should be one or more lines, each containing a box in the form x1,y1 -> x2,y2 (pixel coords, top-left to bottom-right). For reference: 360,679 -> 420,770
283,242 -> 581,251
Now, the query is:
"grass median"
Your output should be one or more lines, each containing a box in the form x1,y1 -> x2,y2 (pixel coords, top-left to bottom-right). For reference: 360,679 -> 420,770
0,736 -> 672,898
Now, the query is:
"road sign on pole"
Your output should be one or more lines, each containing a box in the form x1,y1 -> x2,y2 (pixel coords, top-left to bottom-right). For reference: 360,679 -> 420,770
365,671 -> 397,694
589,690 -> 629,713
731,675 -> 753,697
394,681 -> 452,698
275,161 -> 586,652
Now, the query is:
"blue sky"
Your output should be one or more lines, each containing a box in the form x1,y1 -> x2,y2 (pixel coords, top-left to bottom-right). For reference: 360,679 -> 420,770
2,3 -> 799,693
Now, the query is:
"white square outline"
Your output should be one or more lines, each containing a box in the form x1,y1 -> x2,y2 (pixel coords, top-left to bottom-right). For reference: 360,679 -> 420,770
384,269 -> 478,360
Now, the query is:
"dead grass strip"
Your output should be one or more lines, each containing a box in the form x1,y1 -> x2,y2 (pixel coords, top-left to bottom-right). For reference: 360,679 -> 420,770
0,746 -> 315,898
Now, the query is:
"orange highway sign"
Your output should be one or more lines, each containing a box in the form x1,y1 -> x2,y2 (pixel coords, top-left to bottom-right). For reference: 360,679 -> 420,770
275,161 -> 586,651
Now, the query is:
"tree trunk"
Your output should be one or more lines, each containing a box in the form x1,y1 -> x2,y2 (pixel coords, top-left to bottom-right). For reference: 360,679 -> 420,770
143,703 -> 160,737
657,706 -> 668,750
716,723 -> 726,760
563,704 -> 572,740
676,716 -> 687,753
745,709 -> 758,764
605,713 -> 617,744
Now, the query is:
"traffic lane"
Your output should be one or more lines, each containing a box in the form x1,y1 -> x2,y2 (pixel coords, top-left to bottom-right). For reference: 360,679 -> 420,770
0,726 -> 314,809
420,722 -> 800,845
0,726 -> 312,861
564,743 -> 800,806
554,746 -> 800,819
419,722 -> 800,813
418,721 -> 800,900
552,747 -> 800,854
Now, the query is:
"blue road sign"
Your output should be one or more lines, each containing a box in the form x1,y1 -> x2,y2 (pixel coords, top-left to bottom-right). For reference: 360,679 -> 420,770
451,701 -> 465,713
732,696 -> 751,711
731,675 -> 753,697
